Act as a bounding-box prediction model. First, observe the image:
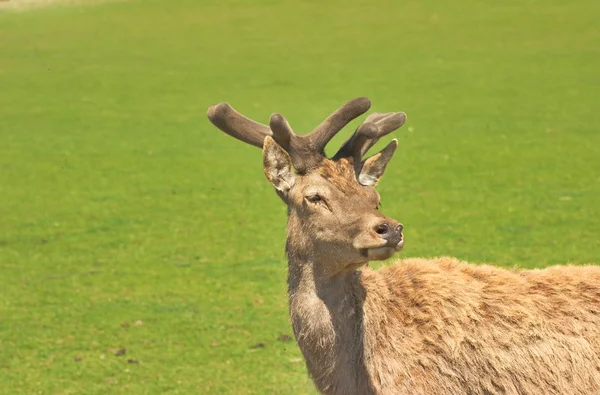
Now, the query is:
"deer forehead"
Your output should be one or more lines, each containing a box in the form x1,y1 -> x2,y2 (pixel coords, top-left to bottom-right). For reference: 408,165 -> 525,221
298,159 -> 379,202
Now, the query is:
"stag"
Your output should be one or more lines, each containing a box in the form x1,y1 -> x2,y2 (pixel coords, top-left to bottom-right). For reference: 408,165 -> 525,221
207,98 -> 600,395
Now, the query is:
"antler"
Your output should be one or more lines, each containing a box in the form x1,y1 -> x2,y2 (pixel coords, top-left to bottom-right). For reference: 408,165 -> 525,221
268,97 -> 371,171
208,98 -> 372,172
333,111 -> 407,166
207,97 -> 406,174
206,102 -> 272,148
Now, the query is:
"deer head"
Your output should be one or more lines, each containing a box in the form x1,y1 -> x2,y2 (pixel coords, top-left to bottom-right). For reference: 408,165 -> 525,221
207,98 -> 406,276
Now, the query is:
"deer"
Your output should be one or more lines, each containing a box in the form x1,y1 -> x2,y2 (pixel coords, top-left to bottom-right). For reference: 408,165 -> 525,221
206,97 -> 600,395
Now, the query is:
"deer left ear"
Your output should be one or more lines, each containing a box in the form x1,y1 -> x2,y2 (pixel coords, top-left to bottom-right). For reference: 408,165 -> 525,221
358,139 -> 398,186
263,136 -> 296,194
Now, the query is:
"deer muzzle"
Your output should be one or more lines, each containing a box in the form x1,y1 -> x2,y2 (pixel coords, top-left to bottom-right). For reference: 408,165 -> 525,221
374,221 -> 403,247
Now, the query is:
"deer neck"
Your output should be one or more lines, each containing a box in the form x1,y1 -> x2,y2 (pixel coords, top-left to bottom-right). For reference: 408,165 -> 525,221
285,232 -> 373,393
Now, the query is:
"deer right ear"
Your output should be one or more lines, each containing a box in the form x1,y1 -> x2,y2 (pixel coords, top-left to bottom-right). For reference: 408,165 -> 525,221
263,136 -> 295,194
358,139 -> 398,186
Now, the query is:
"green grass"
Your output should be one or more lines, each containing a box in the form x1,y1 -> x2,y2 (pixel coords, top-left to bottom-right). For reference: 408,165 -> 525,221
1,0 -> 599,393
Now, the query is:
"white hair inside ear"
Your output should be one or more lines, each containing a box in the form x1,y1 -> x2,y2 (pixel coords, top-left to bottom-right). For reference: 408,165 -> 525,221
358,173 -> 379,187
263,136 -> 296,193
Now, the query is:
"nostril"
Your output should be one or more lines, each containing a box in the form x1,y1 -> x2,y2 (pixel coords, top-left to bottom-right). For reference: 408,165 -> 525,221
375,223 -> 390,236
397,224 -> 404,234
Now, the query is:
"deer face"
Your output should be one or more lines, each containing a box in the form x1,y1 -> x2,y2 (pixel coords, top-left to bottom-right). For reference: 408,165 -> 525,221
263,138 -> 403,271
207,97 -> 406,273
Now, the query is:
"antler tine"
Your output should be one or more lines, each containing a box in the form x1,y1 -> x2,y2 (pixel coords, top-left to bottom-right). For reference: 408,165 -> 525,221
269,113 -> 320,172
309,97 -> 372,153
333,122 -> 378,163
334,111 -> 407,161
207,102 -> 272,148
360,112 -> 406,155
269,113 -> 295,150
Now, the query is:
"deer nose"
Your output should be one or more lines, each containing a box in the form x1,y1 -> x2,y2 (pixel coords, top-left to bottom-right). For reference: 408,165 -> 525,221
374,221 -> 403,246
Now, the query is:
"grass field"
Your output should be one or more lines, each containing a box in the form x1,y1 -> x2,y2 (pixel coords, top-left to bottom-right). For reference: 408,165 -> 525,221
1,0 -> 599,393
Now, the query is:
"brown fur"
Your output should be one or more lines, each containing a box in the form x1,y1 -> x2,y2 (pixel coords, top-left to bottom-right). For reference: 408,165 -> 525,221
360,258 -> 600,394
317,158 -> 367,195
288,250 -> 600,394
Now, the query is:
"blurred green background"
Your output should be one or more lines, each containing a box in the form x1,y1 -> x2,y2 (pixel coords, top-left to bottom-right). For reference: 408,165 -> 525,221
1,0 -> 599,393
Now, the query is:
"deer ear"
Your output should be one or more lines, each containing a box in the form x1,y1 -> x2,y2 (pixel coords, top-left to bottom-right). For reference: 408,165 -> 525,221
263,136 -> 296,194
358,139 -> 398,186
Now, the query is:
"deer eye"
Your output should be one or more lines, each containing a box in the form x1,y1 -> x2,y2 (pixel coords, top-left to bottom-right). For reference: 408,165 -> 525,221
306,194 -> 322,203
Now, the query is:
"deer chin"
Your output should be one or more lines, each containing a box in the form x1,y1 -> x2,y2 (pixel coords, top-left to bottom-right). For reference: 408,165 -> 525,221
363,247 -> 396,261
361,243 -> 403,261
